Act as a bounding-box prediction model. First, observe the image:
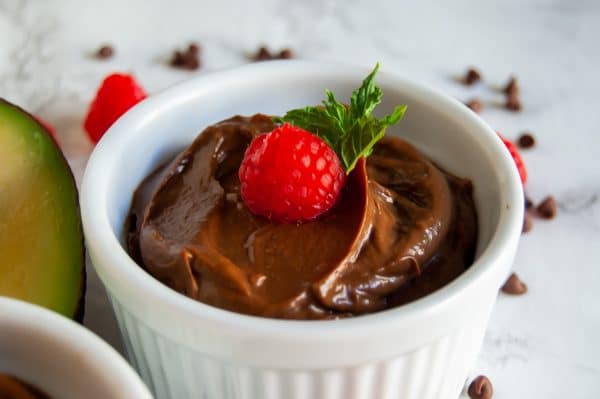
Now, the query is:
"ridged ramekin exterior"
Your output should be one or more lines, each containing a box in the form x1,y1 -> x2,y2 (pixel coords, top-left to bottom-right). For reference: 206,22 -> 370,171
108,292 -> 493,399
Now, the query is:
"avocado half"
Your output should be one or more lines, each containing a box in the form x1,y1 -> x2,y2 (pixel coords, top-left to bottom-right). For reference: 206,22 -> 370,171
0,98 -> 86,321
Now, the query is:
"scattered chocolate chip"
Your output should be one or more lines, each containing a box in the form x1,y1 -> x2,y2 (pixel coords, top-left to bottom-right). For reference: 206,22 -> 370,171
466,99 -> 483,113
505,94 -> 522,111
170,42 -> 202,70
279,48 -> 293,59
464,68 -> 481,85
517,133 -> 535,149
501,272 -> 528,295
95,45 -> 114,59
468,375 -> 494,399
254,46 -> 271,61
186,57 -> 200,70
252,46 -> 294,61
536,196 -> 557,219
501,75 -> 522,111
171,51 -> 184,65
503,76 -> 519,97
525,196 -> 533,209
188,43 -> 201,55
522,213 -> 533,233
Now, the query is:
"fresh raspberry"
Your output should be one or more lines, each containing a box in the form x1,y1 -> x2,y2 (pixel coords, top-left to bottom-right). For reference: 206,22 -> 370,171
84,73 -> 147,143
239,123 -> 346,223
498,133 -> 527,184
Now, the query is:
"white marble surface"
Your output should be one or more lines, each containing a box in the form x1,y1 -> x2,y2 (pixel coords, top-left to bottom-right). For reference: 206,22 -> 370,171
2,0 -> 599,397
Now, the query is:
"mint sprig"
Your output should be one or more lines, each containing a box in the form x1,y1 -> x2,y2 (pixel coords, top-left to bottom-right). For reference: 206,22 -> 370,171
275,64 -> 407,173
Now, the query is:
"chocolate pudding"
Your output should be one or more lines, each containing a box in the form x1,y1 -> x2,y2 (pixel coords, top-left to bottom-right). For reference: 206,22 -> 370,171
0,374 -> 51,399
126,114 -> 477,319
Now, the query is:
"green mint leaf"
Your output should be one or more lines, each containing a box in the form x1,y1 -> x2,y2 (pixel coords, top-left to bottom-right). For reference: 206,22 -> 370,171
323,90 -> 350,133
338,119 -> 383,172
276,63 -> 406,174
350,63 -> 382,121
274,107 -> 341,147
380,105 -> 407,127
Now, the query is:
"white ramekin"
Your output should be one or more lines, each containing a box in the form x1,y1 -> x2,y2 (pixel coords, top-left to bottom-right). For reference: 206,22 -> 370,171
0,297 -> 153,399
81,61 -> 523,399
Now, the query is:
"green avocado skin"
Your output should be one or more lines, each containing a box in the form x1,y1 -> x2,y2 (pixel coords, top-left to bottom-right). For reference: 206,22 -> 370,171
0,98 -> 86,322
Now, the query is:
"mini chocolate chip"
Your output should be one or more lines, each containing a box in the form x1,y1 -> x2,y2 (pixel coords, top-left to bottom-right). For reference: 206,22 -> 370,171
525,196 -> 533,209
96,45 -> 114,59
504,76 -> 519,96
537,196 -> 557,219
170,43 -> 201,70
185,57 -> 200,70
501,272 -> 528,295
253,46 -> 294,61
466,99 -> 483,113
518,133 -> 536,149
464,68 -> 481,85
279,48 -> 293,59
505,94 -> 522,111
522,213 -> 533,233
171,51 -> 185,66
254,46 -> 272,61
188,43 -> 201,55
468,375 -> 493,399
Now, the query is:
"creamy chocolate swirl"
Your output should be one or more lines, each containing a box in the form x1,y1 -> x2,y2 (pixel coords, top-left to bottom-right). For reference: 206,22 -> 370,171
127,114 -> 477,319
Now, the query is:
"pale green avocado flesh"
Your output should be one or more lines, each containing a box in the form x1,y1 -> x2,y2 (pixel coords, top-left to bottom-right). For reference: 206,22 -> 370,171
0,99 -> 85,319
